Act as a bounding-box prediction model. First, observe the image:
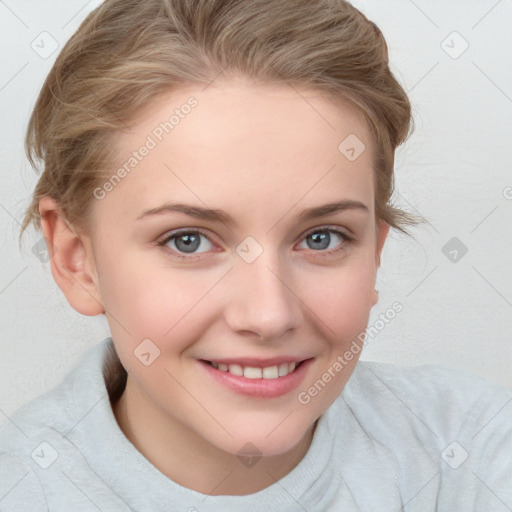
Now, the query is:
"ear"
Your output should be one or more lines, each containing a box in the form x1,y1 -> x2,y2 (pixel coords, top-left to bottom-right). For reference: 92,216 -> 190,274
375,220 -> 390,268
371,220 -> 390,306
39,196 -> 104,316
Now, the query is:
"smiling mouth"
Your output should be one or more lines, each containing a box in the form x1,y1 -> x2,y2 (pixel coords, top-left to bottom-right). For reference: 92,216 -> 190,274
201,359 -> 308,379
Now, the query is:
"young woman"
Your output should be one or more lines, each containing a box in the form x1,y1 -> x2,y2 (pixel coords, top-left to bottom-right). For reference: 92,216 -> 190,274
1,0 -> 510,510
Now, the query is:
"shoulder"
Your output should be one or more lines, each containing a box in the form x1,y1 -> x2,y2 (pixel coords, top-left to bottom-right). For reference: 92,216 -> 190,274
0,338 -> 112,510
343,359 -> 512,442
335,360 -> 512,507
0,339 -> 110,444
0,452 -> 47,511
348,358 -> 511,402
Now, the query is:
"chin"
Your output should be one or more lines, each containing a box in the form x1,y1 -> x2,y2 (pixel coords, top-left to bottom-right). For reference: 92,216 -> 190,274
211,416 -> 316,459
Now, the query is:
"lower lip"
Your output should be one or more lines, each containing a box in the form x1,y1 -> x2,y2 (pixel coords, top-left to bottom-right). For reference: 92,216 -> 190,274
198,358 -> 314,398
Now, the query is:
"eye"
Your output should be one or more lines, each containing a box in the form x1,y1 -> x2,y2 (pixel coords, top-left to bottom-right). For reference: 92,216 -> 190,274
296,226 -> 352,256
157,229 -> 215,259
157,225 -> 353,261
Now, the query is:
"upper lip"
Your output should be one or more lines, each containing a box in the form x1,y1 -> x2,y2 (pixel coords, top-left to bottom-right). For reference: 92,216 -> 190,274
201,356 -> 313,367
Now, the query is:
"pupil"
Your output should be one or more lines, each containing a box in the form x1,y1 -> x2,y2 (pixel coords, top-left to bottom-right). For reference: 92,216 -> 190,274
308,231 -> 329,250
176,233 -> 200,253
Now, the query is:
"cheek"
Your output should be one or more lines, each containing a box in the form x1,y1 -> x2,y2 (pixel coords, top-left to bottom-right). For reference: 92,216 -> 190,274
98,249 -> 221,345
303,257 -> 376,338
99,240 -> 377,351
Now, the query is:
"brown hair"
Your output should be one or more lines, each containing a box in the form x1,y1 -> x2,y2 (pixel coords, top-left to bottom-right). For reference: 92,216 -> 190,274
19,0 -> 421,399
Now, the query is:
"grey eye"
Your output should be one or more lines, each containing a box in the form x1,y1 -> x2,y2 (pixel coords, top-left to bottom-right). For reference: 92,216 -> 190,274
298,229 -> 346,251
165,231 -> 214,254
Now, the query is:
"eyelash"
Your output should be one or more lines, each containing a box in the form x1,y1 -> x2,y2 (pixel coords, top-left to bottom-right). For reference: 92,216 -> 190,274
157,225 -> 354,261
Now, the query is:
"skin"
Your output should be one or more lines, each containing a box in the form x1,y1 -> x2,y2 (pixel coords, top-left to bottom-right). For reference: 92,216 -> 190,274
39,78 -> 389,496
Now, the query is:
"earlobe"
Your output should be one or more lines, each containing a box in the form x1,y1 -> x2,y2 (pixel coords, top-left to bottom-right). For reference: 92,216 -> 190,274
39,196 -> 104,316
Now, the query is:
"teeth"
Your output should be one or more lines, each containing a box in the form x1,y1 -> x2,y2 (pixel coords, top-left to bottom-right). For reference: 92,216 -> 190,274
278,363 -> 289,377
262,365 -> 279,379
228,364 -> 244,376
244,366 -> 262,379
210,360 -> 299,379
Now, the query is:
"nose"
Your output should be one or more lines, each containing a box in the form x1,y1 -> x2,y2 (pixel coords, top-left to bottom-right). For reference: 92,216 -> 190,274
223,253 -> 303,342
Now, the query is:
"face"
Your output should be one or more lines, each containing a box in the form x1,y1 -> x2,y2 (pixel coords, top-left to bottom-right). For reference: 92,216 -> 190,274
85,79 -> 388,457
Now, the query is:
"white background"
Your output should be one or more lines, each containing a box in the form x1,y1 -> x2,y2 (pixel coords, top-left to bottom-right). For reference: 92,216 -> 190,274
1,0 -> 511,425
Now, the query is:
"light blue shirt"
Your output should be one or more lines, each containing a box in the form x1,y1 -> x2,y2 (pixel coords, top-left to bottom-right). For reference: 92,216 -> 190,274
1,337 -> 511,511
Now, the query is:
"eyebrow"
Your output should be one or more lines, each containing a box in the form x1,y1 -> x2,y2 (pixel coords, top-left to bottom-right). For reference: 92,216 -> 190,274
136,199 -> 369,227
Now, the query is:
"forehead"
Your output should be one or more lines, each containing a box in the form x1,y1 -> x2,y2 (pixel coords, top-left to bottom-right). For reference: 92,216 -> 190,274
97,80 -> 375,227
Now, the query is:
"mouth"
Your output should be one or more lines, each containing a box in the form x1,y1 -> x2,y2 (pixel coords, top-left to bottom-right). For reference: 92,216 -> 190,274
198,357 -> 314,398
201,359 -> 306,379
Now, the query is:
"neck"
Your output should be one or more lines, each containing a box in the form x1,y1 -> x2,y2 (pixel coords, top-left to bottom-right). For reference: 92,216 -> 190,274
112,377 -> 316,496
